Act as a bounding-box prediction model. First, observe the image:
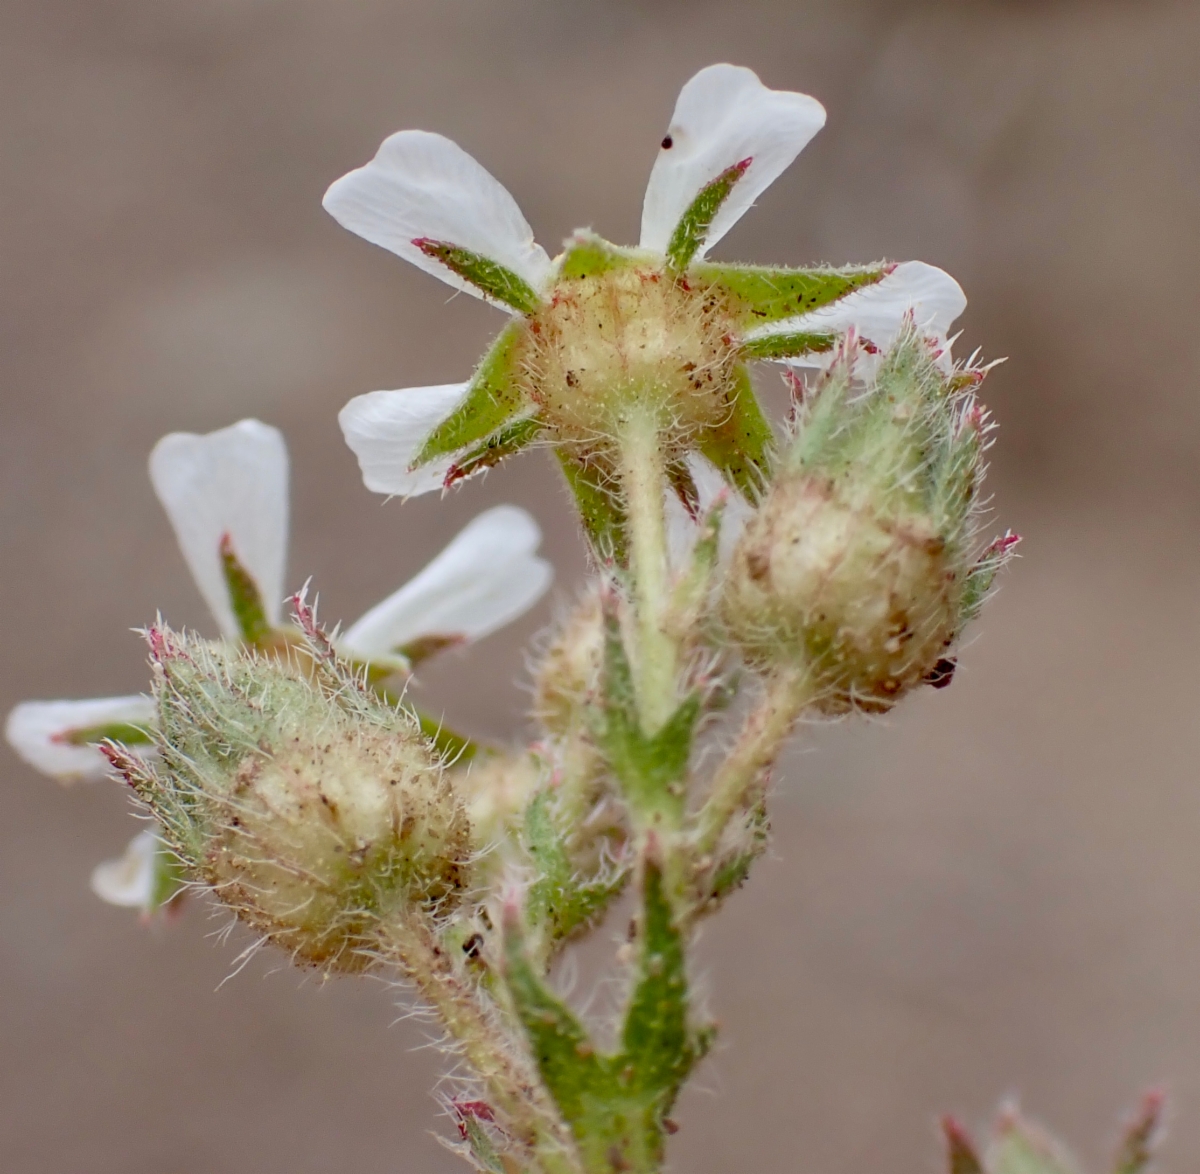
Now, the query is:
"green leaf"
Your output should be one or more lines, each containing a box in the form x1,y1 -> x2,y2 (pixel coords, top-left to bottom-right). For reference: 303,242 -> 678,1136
503,914 -> 608,1134
220,536 -> 273,645
618,859 -> 698,1109
597,606 -> 699,827
445,415 -> 542,487
739,329 -> 836,361
666,160 -> 751,272
556,451 -> 628,565
414,238 -> 542,314
62,719 -> 156,747
417,320 -> 530,465
523,791 -> 628,960
150,840 -> 188,910
557,232 -> 640,282
695,364 -> 775,502
693,261 -> 891,329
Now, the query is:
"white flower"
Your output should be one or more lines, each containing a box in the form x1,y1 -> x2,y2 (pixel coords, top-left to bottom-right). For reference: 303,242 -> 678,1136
4,695 -> 156,783
326,63 -> 967,500
6,419 -> 552,782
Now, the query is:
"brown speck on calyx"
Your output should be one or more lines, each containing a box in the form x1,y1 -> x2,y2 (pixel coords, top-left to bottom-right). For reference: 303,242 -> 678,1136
661,135 -> 673,149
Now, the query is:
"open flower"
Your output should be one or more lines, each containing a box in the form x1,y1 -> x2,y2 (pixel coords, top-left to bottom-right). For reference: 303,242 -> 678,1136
6,418 -> 553,785
328,63 -> 966,550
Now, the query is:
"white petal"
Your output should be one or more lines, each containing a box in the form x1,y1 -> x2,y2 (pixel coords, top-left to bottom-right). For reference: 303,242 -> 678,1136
91,830 -> 158,910
664,455 -> 754,572
753,261 -> 967,369
641,64 -> 826,257
339,505 -> 553,661
323,130 -> 552,307
339,383 -> 468,498
149,419 -> 289,640
5,695 -> 156,782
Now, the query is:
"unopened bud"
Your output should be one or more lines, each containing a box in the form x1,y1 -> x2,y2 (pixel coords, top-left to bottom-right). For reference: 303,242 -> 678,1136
722,328 -> 1010,713
531,587 -> 605,734
119,626 -> 473,971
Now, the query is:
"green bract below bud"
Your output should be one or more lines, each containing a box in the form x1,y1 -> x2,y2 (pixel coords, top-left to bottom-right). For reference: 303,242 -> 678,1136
722,328 -> 1013,713
117,627 -> 473,972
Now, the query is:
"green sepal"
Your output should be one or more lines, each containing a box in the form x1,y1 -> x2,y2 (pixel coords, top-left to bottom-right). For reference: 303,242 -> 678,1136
960,533 -> 1020,629
557,232 -> 640,282
597,605 -> 699,827
942,1118 -> 985,1174
220,536 -> 273,646
695,364 -> 775,502
63,719 -> 156,748
415,238 -> 542,315
703,801 -> 769,909
1113,1092 -> 1165,1174
693,261 -> 891,329
664,457 -> 699,519
618,858 -> 703,1114
523,791 -> 629,962
739,330 -> 836,361
150,838 -> 188,910
986,1115 -> 1076,1174
396,634 -> 465,667
417,320 -> 530,466
445,415 -> 542,487
460,1114 -> 504,1174
556,451 -> 628,566
666,159 -> 750,272
416,710 -> 480,765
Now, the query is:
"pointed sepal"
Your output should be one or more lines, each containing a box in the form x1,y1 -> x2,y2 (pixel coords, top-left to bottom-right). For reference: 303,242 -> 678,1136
695,261 -> 892,329
556,451 -> 628,566
666,159 -> 751,272
695,364 -> 775,502
220,535 -> 274,646
417,320 -> 530,466
414,239 -> 543,315
1113,1090 -> 1165,1174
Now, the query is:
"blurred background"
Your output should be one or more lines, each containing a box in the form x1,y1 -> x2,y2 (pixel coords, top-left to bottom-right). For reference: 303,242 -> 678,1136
3,0 -> 1200,1170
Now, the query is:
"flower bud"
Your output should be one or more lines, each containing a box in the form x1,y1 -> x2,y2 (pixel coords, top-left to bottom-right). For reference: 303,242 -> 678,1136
530,587 -> 605,734
722,328 -> 1010,713
120,627 -> 473,971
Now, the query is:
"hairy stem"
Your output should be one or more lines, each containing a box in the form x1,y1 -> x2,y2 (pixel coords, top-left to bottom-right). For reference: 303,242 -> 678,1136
383,918 -> 581,1174
692,666 -> 813,858
616,407 -> 677,735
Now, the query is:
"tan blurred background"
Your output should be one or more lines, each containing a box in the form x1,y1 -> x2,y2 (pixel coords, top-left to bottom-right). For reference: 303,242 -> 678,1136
3,0 -> 1200,1170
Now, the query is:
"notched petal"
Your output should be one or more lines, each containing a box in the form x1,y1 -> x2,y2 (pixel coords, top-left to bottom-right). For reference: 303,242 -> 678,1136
323,130 -> 551,306
641,64 -> 826,258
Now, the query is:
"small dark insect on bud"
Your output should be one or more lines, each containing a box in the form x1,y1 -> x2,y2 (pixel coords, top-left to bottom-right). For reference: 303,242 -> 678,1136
723,327 -> 1014,713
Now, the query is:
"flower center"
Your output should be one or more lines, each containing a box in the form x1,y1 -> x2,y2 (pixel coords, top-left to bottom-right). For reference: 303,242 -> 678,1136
522,263 -> 741,444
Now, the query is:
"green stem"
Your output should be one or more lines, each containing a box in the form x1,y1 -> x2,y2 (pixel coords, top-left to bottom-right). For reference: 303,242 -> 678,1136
692,666 -> 812,858
382,918 -> 581,1174
615,407 -> 677,735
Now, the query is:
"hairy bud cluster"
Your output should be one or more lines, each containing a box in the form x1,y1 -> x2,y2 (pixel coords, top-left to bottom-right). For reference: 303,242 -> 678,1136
119,628 -> 473,971
723,330 -> 1003,713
